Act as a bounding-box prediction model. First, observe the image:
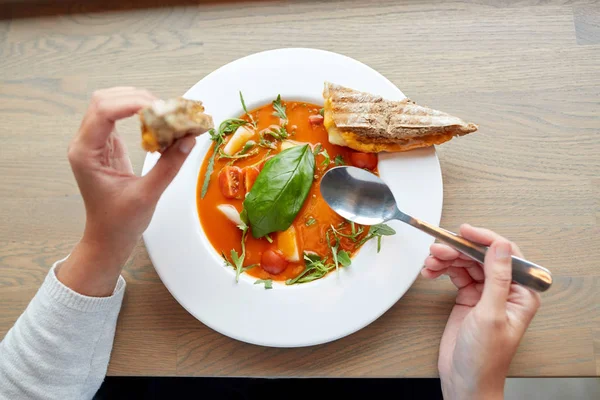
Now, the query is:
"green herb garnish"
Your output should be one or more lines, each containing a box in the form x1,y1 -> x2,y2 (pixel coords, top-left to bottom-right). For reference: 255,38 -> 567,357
272,95 -> 287,121
319,108 -> 324,116
264,126 -> 288,141
201,129 -> 221,198
258,137 -> 277,149
313,144 -> 322,156
334,155 -> 346,166
337,250 -> 352,267
326,230 -> 340,271
286,253 -> 335,285
359,223 -> 397,253
219,118 -> 248,135
319,148 -> 330,166
218,148 -> 258,161
305,217 -> 317,227
239,91 -> 256,128
221,208 -> 254,282
201,119 -> 251,198
254,279 -> 273,289
330,223 -> 364,242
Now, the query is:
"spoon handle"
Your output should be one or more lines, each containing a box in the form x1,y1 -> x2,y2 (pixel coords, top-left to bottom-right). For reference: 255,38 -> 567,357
398,213 -> 552,292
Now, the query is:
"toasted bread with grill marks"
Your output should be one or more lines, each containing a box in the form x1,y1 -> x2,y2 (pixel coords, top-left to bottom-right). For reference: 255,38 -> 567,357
322,82 -> 477,153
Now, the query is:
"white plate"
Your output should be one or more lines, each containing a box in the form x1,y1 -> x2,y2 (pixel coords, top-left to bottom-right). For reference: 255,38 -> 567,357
142,48 -> 442,347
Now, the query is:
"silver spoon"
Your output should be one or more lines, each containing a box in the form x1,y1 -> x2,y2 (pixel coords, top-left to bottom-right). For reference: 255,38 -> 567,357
320,166 -> 552,292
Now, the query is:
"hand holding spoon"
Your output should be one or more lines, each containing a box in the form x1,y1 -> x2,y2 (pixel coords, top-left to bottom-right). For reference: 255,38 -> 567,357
320,166 -> 552,292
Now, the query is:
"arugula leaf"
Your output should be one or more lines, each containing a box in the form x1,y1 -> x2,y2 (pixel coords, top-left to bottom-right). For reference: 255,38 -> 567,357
225,209 -> 251,282
258,137 -> 277,149
219,118 -> 248,135
286,253 -> 335,285
244,145 -> 315,238
218,148 -> 258,161
238,91 -> 257,128
264,126 -> 288,141
313,144 -> 322,156
201,119 -> 250,198
330,223 -> 364,242
358,223 -> 397,253
334,155 -> 346,166
337,250 -> 352,267
305,217 -> 317,227
241,264 -> 258,273
369,224 -> 396,236
254,279 -> 273,289
201,135 -> 221,198
240,140 -> 256,155
326,230 -> 340,271
319,148 -> 331,166
272,95 -> 287,120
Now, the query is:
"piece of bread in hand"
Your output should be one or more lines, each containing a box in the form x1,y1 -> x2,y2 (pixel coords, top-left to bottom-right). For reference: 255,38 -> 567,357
140,98 -> 214,152
322,82 -> 477,153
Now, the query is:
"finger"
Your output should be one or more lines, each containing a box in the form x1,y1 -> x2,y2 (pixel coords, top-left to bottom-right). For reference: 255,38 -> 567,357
79,89 -> 157,147
479,240 -> 513,314
424,256 -> 453,271
507,284 -> 541,332
446,266 -> 474,289
431,242 -> 484,262
430,243 -> 461,261
466,265 -> 485,282
421,267 -> 447,279
456,284 -> 483,307
460,224 -> 523,257
141,136 -> 196,201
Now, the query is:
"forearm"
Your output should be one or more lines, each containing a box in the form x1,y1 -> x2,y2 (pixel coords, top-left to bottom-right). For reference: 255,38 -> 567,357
0,260 -> 126,400
56,232 -> 134,297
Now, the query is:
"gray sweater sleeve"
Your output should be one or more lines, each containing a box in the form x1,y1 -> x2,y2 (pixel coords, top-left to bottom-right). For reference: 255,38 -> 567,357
0,261 -> 126,400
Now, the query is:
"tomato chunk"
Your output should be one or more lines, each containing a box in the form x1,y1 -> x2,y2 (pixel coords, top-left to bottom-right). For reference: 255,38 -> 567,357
218,166 -> 243,199
308,114 -> 324,125
350,152 -> 378,170
243,166 -> 260,193
261,249 -> 288,274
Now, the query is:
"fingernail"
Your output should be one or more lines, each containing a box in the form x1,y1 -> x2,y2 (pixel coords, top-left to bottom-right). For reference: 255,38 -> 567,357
495,242 -> 511,261
178,137 -> 195,154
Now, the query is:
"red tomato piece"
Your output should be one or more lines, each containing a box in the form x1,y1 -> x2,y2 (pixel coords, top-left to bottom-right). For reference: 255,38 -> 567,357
308,114 -> 324,125
350,152 -> 378,170
261,249 -> 289,274
218,166 -> 243,199
243,166 -> 260,193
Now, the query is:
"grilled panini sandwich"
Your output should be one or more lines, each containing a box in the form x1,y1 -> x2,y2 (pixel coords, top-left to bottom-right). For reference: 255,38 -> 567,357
322,82 -> 477,152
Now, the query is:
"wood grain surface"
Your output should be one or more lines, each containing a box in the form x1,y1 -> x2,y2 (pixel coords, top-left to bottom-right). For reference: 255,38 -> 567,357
0,0 -> 599,377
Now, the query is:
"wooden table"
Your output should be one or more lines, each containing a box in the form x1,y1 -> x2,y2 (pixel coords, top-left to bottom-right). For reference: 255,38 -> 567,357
1,0 -> 598,378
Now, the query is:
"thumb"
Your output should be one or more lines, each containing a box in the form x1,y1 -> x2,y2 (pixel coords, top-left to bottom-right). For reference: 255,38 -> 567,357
141,136 -> 196,201
479,240 -> 513,315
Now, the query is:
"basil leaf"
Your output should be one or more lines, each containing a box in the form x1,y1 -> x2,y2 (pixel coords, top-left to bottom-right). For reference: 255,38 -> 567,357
244,144 -> 315,238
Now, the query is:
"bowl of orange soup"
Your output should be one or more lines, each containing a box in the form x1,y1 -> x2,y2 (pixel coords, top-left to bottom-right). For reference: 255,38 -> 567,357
142,48 -> 443,347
